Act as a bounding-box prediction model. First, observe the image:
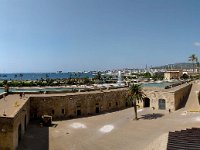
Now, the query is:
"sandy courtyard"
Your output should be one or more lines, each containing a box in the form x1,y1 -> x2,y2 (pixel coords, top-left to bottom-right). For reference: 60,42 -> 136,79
18,107 -> 200,150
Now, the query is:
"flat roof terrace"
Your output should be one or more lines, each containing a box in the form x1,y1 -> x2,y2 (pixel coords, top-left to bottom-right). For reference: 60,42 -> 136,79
166,82 -> 191,93
143,82 -> 191,93
0,95 -> 29,118
0,83 -> 191,118
28,88 -> 128,97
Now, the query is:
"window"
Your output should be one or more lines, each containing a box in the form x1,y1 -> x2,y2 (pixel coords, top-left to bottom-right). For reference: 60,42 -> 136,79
158,99 -> 166,110
62,109 -> 65,114
52,110 -> 55,115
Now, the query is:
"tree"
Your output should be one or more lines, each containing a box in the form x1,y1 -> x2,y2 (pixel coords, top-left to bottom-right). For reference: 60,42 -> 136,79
2,80 -> 8,86
188,54 -> 198,73
93,72 -> 102,84
143,72 -> 151,78
94,72 -> 102,80
3,80 -> 9,93
83,77 -> 90,85
181,73 -> 189,80
197,61 -> 200,75
127,84 -> 146,120
152,73 -> 164,81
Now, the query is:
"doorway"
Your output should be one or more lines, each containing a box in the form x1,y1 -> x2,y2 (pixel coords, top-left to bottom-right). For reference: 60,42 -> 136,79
158,99 -> 166,110
24,115 -> 27,131
77,109 -> 81,116
96,107 -> 100,113
18,124 -> 22,145
143,98 -> 150,107
126,101 -> 128,107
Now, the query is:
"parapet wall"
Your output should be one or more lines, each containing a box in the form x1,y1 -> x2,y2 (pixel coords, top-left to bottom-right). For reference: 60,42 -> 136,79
0,99 -> 30,150
13,100 -> 30,149
29,83 -> 193,120
0,117 -> 13,150
142,83 -> 192,111
174,84 -> 192,110
0,83 -> 193,150
30,89 -> 128,120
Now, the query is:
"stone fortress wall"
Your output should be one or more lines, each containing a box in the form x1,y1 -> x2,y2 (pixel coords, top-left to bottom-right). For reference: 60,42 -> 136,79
141,83 -> 192,111
0,82 -> 192,149
0,117 -> 13,149
30,83 -> 192,120
30,89 -> 128,120
174,84 -> 192,110
0,100 -> 30,150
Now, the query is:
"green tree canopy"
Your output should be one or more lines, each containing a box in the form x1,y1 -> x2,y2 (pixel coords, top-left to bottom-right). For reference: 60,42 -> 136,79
127,84 -> 146,120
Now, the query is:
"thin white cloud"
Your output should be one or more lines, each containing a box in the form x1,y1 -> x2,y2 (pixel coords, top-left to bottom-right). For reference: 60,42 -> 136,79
194,42 -> 200,47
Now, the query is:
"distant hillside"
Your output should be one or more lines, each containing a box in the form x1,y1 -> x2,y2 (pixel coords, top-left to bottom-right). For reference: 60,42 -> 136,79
152,62 -> 197,69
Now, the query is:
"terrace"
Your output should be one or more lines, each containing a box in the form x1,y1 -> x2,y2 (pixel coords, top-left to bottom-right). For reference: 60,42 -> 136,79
0,94 -> 29,118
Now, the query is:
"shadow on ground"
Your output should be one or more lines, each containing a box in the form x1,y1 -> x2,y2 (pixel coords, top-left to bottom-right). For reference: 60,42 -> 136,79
17,120 -> 49,150
140,113 -> 164,120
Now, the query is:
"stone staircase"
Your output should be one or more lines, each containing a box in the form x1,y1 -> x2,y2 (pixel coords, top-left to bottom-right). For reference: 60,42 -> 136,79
167,128 -> 200,150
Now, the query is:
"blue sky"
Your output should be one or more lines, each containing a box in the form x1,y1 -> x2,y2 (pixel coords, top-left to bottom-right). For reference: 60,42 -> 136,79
0,0 -> 200,73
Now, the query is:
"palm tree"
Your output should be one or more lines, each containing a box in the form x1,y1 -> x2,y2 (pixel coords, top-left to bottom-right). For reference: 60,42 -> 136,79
197,61 -> 200,75
127,84 -> 146,120
188,54 -> 198,73
195,57 -> 199,74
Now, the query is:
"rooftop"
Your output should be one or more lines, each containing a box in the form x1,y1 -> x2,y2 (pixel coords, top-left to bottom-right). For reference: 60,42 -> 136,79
0,82 -> 191,118
166,82 -> 191,93
165,70 -> 180,73
29,88 -> 128,97
0,95 -> 29,118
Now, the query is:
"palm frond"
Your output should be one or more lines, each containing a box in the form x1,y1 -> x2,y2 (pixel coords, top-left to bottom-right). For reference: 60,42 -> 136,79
127,84 -> 146,102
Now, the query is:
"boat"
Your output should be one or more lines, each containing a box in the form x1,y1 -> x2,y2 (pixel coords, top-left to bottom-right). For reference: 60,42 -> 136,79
155,80 -> 162,83
45,74 -> 49,78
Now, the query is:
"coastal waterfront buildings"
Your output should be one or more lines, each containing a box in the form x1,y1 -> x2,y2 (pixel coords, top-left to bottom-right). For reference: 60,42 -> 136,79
182,68 -> 198,75
164,70 -> 183,80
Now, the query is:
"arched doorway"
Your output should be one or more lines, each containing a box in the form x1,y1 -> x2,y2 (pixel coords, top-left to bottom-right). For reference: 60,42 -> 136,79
96,107 -> 100,113
76,105 -> 81,116
32,108 -> 38,119
18,124 -> 22,145
116,102 -> 118,107
24,115 -> 27,131
96,103 -> 100,113
125,101 -> 128,107
143,98 -> 150,107
158,99 -> 166,110
77,109 -> 81,116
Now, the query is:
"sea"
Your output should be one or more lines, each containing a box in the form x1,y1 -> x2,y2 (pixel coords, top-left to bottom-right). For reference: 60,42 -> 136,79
0,73 -> 94,81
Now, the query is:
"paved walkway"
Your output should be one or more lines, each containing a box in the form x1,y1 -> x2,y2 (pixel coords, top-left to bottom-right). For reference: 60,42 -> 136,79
185,81 -> 200,111
18,107 -> 200,150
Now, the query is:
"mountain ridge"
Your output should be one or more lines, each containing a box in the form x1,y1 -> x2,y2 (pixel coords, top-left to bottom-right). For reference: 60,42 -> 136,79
152,62 -> 196,69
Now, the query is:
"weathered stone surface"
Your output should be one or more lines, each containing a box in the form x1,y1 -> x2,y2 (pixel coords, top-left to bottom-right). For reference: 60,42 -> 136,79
0,83 -> 192,149
30,89 -> 129,120
0,100 -> 30,150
